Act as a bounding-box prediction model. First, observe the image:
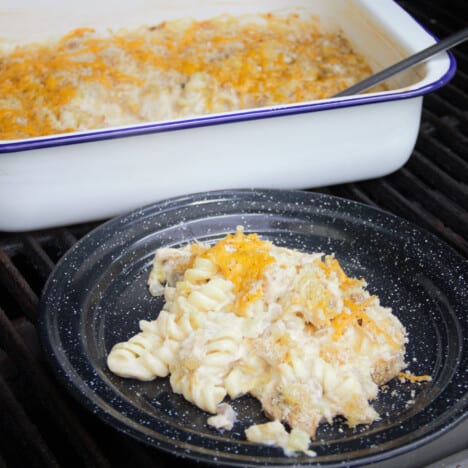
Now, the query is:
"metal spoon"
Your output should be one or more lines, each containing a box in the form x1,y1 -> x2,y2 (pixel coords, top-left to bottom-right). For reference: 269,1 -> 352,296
333,27 -> 468,97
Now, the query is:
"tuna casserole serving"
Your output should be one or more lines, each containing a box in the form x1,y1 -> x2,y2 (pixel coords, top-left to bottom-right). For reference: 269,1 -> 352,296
107,228 -> 428,456
0,13 -> 376,140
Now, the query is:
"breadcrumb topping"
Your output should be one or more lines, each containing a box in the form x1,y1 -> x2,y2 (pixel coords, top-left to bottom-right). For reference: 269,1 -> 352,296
0,13 -> 375,139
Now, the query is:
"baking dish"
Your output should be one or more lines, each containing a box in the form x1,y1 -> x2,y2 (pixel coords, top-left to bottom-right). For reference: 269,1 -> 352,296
0,0 -> 455,231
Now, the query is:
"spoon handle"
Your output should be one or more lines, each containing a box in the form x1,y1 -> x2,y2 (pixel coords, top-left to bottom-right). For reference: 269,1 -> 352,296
333,27 -> 468,97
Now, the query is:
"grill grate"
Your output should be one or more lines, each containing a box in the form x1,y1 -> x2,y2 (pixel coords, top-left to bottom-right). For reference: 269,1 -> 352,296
0,1 -> 467,467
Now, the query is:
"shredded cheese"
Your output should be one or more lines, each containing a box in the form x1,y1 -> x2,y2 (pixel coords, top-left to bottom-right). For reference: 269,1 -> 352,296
398,372 -> 432,383
199,231 -> 400,352
0,13 -> 376,140
201,229 -> 274,315
314,257 -> 399,349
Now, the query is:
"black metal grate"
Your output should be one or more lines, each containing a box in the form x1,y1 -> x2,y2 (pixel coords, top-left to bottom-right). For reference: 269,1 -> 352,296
318,0 -> 468,258
0,1 -> 467,467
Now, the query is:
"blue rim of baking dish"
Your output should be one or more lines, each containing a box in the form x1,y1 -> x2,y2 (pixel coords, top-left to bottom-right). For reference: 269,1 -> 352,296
0,50 -> 457,154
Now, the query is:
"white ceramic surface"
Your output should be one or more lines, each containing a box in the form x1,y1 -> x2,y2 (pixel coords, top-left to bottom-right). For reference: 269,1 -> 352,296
0,0 -> 455,231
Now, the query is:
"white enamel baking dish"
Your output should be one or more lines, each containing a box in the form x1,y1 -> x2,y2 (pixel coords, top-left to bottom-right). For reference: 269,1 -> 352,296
0,0 -> 455,231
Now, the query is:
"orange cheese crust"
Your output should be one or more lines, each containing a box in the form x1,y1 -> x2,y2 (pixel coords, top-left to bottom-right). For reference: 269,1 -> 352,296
0,13 -> 375,140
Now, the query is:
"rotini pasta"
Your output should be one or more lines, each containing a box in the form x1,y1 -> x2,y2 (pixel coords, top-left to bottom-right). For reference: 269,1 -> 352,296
107,226 -> 410,456
106,328 -> 172,380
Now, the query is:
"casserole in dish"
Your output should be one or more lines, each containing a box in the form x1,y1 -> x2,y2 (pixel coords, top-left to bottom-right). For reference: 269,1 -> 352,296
0,0 -> 455,231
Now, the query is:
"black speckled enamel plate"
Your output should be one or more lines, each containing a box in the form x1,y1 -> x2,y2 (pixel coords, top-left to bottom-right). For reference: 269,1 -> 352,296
39,189 -> 467,467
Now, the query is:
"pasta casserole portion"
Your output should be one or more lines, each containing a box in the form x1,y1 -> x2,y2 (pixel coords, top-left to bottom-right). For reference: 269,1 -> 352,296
107,228 -> 408,455
0,13 -> 375,139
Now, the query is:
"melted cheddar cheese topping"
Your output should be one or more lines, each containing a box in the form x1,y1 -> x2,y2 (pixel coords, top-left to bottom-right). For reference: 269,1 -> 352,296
201,230 -> 274,316
200,229 -> 399,350
0,13 -> 376,140
398,372 -> 432,383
